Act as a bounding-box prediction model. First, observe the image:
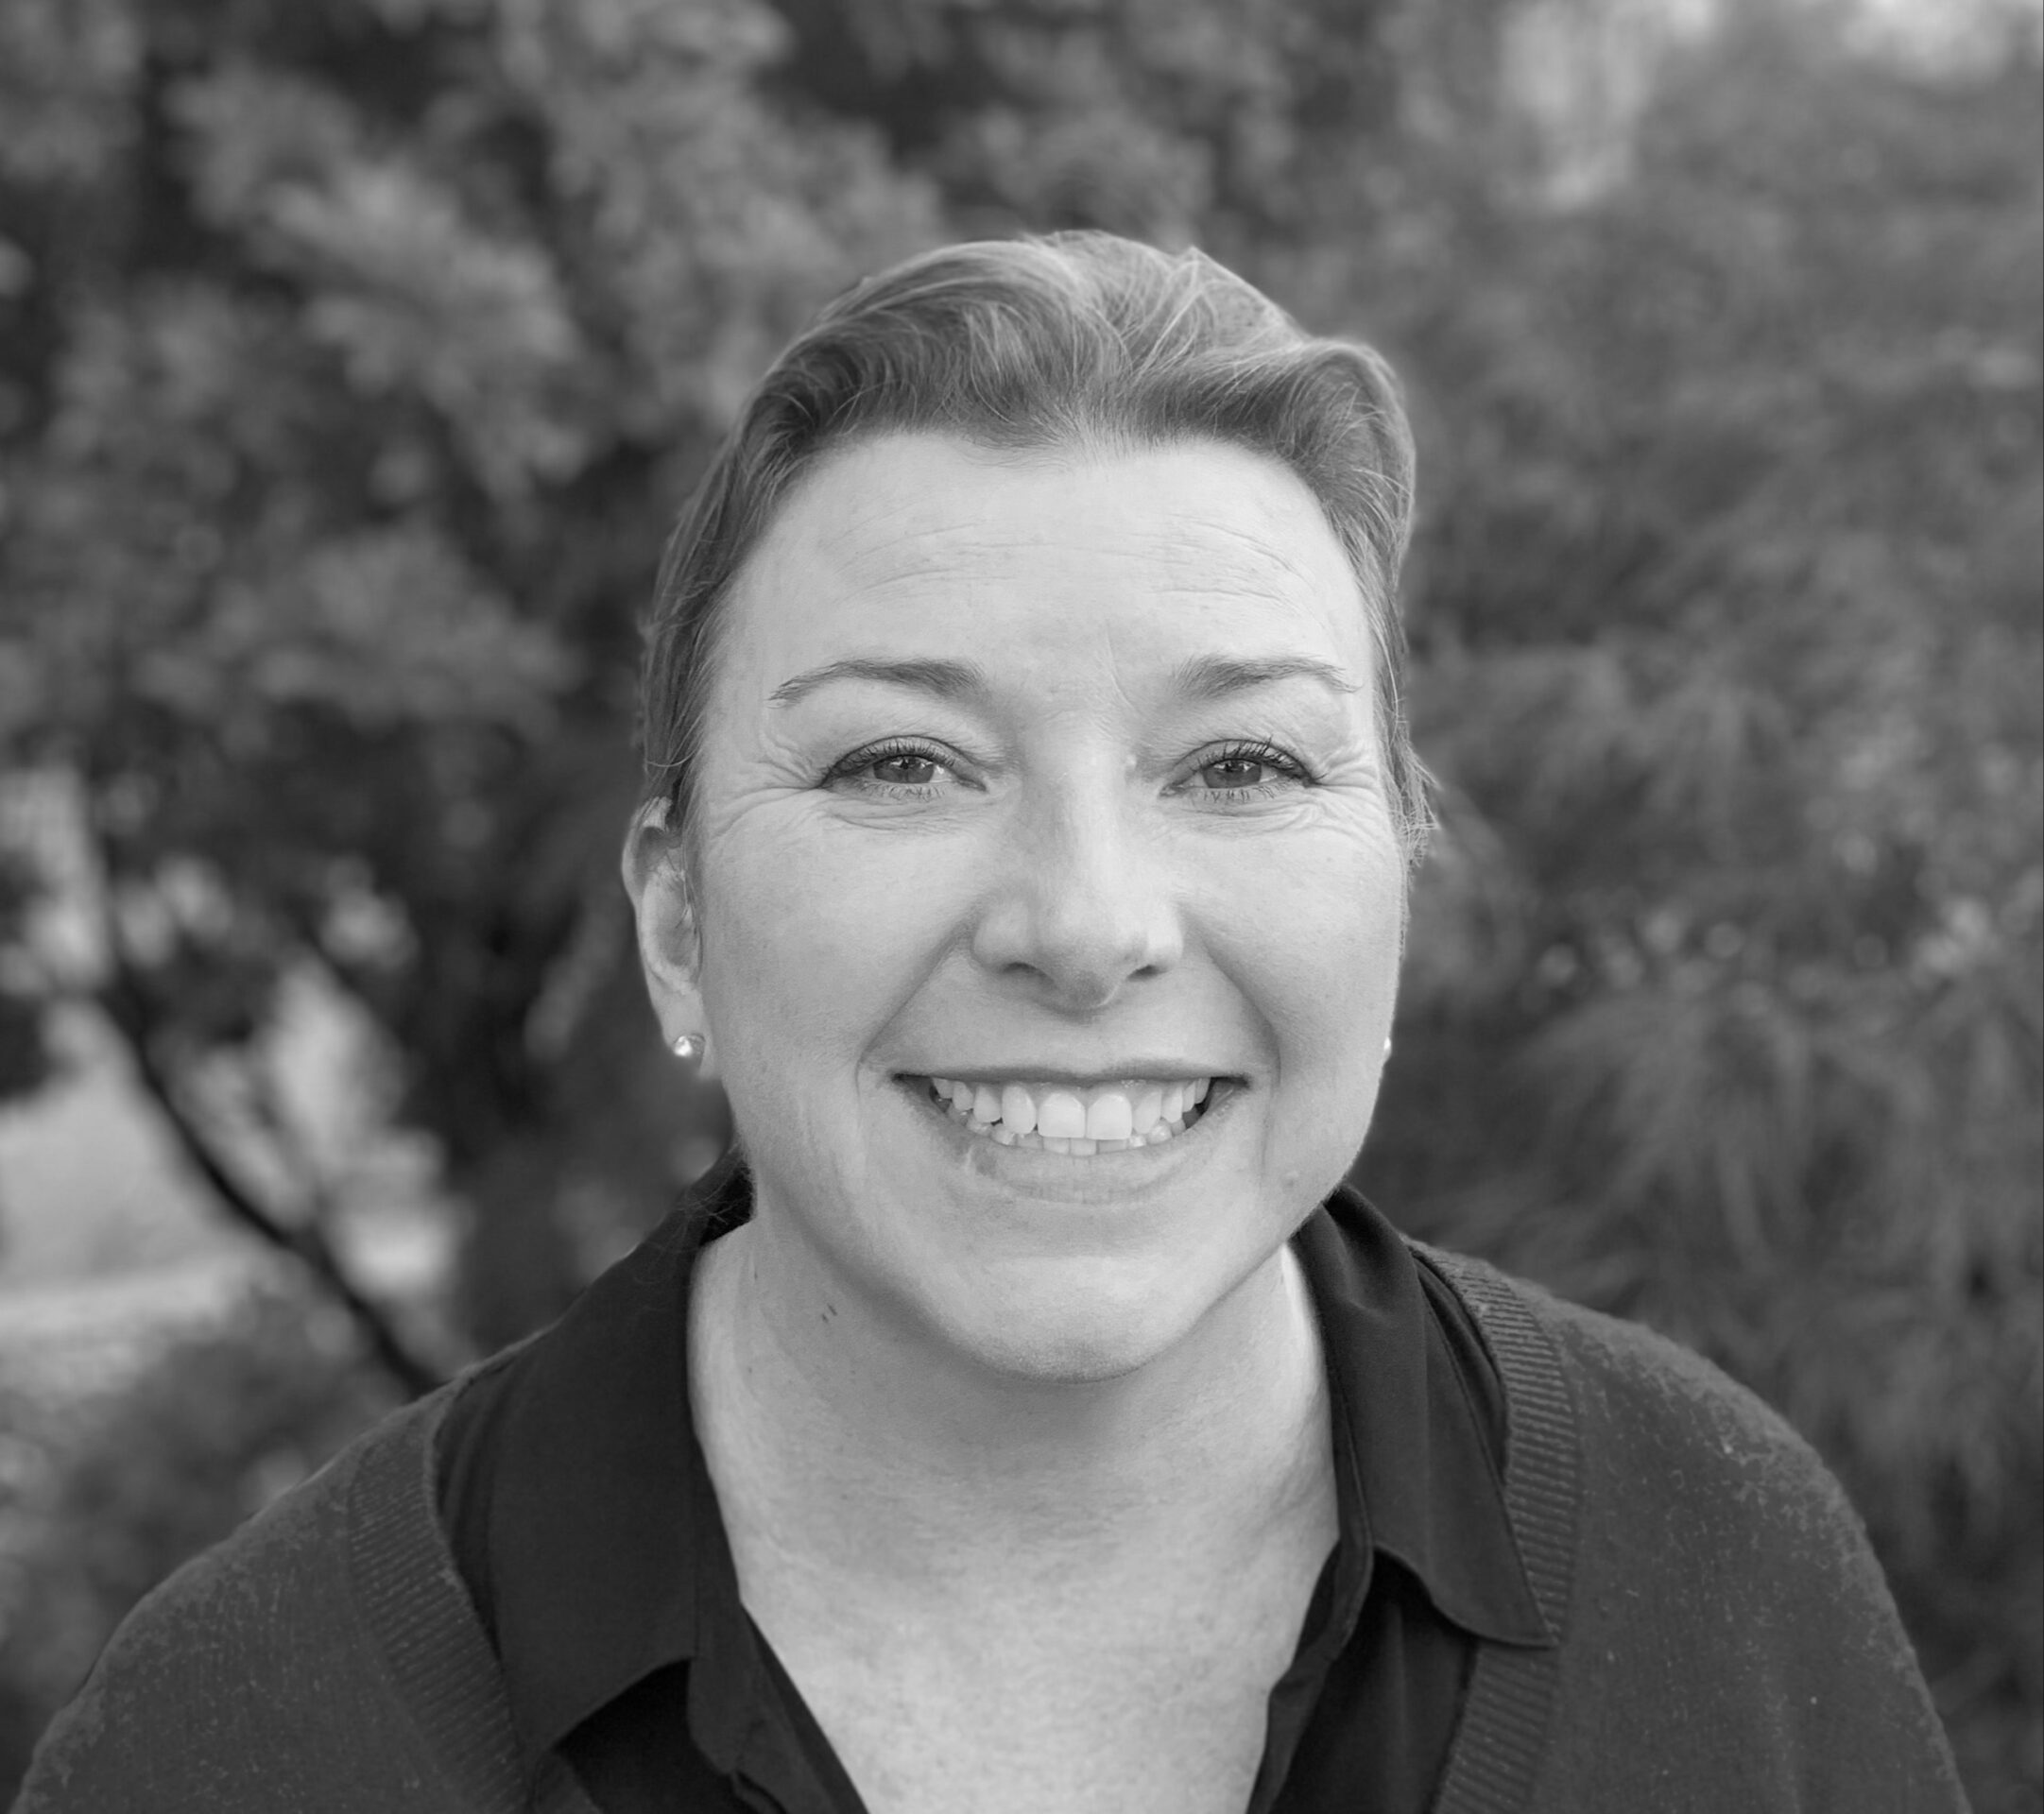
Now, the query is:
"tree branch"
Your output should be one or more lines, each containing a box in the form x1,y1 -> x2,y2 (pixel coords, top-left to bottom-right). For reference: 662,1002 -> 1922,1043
91,942 -> 443,1401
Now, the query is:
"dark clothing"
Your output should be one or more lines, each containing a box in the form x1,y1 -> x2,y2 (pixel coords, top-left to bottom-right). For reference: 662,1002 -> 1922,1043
14,1208 -> 1968,1814
432,1171 -> 1546,1813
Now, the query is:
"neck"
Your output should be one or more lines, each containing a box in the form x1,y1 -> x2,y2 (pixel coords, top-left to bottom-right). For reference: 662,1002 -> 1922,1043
689,1210 -> 1332,1599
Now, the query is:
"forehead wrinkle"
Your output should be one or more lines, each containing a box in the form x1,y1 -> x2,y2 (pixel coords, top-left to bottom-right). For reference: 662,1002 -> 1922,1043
763,470 -> 961,607
798,521 -> 1047,627
783,439 -> 1341,594
1153,506 -> 1323,590
746,439 -> 1369,685
816,524 -> 1333,633
1134,519 -> 1353,635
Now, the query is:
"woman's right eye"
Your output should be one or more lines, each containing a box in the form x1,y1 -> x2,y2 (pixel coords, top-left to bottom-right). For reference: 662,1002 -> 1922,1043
823,740 -> 965,794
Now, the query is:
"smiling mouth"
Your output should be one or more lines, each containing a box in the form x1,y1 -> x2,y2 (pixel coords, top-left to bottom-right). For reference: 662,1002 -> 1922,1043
913,1075 -> 1217,1155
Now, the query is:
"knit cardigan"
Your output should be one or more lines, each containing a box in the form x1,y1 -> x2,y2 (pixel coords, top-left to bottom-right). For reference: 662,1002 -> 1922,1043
14,1248 -> 1965,1814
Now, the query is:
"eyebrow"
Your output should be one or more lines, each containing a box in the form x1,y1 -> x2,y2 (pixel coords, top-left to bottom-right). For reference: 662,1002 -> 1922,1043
1170,655 -> 1362,699
768,657 -> 992,707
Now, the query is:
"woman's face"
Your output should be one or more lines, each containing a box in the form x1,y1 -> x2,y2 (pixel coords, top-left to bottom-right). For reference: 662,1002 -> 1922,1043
644,433 -> 1406,1380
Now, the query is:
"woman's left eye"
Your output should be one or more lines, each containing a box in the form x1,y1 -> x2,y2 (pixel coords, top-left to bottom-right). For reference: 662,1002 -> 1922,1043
868,752 -> 938,786
1182,744 -> 1311,795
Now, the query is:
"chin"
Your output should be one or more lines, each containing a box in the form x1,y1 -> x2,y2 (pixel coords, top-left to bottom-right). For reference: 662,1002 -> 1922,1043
925,1254 -> 1232,1386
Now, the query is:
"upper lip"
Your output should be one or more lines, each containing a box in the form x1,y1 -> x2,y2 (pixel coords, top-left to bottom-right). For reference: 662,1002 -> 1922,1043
902,1064 -> 1235,1087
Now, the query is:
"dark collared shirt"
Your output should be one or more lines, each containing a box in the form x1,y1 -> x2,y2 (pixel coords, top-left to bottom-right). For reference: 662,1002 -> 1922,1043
435,1169 -> 1549,1811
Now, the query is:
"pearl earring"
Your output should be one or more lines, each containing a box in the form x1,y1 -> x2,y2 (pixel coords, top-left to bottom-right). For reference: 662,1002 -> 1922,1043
669,1031 -> 705,1063
1383,1036 -> 1393,1057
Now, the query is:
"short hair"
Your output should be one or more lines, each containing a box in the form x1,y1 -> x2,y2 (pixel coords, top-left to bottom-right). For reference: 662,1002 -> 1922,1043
637,231 -> 1432,869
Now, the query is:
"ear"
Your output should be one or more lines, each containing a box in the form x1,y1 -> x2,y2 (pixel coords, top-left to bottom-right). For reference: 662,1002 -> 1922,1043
621,796 -> 709,1060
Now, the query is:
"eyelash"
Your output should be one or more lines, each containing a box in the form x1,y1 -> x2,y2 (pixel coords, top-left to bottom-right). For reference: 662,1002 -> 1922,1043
823,738 -> 965,796
824,738 -> 1314,801
1179,741 -> 1314,801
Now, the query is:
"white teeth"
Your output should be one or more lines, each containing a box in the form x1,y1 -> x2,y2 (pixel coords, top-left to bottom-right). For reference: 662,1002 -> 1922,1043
1037,1091 -> 1087,1139
925,1075 -> 1216,1155
1084,1092 -> 1133,1141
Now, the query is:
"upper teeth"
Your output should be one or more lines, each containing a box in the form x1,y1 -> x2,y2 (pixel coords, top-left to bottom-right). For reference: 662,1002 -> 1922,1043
927,1076 -> 1211,1151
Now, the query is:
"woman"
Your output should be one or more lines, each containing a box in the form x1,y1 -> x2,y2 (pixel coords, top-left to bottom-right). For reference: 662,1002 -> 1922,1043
18,234 -> 1962,1813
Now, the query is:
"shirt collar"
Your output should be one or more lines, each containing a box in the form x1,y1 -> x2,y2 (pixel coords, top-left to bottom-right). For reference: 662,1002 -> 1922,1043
480,1167 -> 1547,1776
1299,1186 -> 1550,1648
482,1160 -> 749,1773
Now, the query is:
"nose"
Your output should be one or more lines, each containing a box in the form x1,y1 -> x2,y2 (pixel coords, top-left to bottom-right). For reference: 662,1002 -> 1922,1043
969,776 -> 1184,1011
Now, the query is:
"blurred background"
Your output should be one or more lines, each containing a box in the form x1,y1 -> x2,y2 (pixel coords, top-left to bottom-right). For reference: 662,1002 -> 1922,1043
0,0 -> 2036,1802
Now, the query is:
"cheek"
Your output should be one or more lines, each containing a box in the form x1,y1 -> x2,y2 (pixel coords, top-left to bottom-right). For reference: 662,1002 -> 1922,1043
695,812 -> 972,1063
1210,823 -> 1405,1070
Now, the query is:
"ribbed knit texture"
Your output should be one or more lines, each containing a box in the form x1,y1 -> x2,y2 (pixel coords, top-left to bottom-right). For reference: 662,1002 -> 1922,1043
13,1254 -> 1967,1813
344,1393 -> 536,1811
1422,1248 -> 1580,1814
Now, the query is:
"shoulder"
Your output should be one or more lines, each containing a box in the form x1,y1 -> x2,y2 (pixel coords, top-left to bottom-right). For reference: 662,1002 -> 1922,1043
14,1384 -> 499,1814
1513,1268 -> 1880,1583
1420,1247 -> 1965,1811
1423,1243 -> 1858,1540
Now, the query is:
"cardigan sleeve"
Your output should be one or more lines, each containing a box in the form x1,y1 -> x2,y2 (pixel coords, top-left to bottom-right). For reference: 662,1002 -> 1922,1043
1529,1293 -> 1967,1814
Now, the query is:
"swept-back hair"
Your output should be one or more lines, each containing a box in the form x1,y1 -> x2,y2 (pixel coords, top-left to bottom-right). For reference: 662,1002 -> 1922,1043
638,231 -> 1431,867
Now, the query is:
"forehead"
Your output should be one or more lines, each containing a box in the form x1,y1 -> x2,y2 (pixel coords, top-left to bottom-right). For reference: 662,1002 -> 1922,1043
721,433 -> 1373,681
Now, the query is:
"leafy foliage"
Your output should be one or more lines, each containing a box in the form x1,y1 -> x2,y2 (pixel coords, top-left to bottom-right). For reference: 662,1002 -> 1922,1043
0,0 -> 2035,1805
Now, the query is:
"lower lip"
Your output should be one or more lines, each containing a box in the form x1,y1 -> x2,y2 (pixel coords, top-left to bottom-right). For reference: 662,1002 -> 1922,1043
899,1076 -> 1229,1169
